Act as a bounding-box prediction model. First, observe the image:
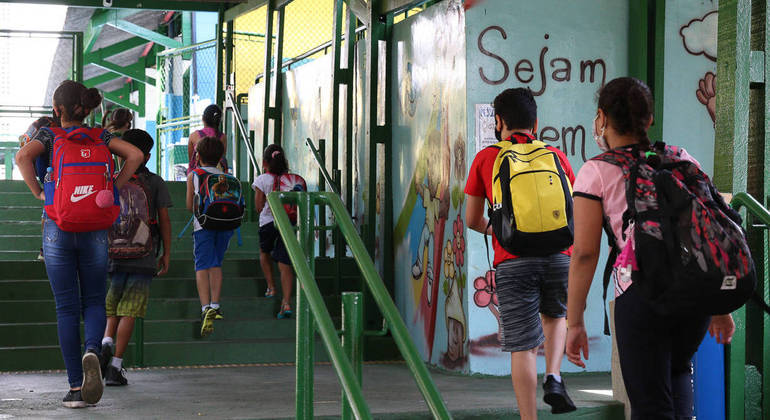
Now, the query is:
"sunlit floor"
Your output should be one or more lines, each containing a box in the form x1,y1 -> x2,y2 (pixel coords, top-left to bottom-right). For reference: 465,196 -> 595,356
0,362 -> 621,419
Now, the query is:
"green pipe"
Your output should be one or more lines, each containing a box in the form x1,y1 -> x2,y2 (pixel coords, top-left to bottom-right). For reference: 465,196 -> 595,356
731,192 -> 770,419
295,193 -> 315,419
268,192 -> 372,420
318,139 -> 327,258
321,191 -> 450,419
306,138 -> 340,196
341,292 -> 364,420
732,192 -> 770,225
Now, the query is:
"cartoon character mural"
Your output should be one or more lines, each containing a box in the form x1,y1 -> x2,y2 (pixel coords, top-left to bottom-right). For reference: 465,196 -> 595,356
392,0 -> 468,370
680,10 -> 717,124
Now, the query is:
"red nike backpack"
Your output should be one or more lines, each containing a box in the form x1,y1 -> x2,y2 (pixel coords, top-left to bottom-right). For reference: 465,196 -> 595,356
43,127 -> 120,232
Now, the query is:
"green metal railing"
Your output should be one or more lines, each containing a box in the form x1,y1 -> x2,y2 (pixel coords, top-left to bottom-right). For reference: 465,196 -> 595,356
728,192 -> 770,420
267,191 -> 450,419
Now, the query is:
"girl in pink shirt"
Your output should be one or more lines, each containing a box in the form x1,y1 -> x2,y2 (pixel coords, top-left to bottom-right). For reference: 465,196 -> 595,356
565,77 -> 734,419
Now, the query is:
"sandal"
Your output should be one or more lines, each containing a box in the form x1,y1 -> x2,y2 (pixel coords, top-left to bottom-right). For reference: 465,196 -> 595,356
277,303 -> 293,319
264,287 -> 275,298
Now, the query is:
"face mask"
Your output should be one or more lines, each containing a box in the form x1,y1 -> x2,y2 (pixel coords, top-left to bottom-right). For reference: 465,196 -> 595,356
592,114 -> 609,152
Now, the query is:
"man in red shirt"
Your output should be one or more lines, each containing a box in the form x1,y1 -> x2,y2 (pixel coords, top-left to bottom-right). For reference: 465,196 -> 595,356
465,88 -> 576,417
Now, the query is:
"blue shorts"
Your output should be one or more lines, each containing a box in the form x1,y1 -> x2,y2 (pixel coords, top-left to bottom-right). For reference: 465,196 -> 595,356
193,229 -> 234,271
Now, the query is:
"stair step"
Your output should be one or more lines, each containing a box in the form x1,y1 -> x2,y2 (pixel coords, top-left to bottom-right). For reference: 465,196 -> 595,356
0,259 -> 263,279
141,339 -> 331,367
0,220 -> 260,236
0,344 -> 137,371
0,316 -> 319,347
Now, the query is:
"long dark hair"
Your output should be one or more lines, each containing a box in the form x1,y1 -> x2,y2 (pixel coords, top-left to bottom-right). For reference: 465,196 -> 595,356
263,144 -> 288,175
53,80 -> 102,122
597,77 -> 654,147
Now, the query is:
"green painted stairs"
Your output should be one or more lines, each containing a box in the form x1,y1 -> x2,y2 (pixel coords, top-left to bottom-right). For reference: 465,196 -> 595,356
0,180 -> 396,371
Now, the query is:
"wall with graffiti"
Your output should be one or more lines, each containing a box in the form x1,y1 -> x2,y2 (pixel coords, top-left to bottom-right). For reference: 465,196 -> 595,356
663,1 -> 718,175
463,0 -> 629,375
392,0 -> 469,371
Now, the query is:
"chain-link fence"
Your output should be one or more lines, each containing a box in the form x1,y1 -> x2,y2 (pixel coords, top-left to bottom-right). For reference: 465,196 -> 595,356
156,40 -> 216,180
0,30 -> 80,179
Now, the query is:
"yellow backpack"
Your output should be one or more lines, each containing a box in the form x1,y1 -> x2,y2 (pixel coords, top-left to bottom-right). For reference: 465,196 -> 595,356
488,139 -> 574,256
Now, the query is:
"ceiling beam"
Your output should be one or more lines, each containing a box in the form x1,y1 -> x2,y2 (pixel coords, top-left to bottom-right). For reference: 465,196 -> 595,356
102,89 -> 141,112
105,19 -> 183,48
84,71 -> 122,88
0,0 -> 234,12
223,0 -> 267,21
90,59 -> 156,85
85,36 -> 149,62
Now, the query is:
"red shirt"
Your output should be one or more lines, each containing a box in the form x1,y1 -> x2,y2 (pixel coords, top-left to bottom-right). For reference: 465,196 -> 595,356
464,132 -> 576,267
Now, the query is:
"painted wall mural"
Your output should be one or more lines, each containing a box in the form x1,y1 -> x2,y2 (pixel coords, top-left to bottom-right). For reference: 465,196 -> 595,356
465,0 -> 629,375
663,1 -> 718,175
391,0 -> 468,371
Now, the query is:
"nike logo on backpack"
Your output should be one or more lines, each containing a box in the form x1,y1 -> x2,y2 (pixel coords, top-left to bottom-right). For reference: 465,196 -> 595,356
70,185 -> 96,202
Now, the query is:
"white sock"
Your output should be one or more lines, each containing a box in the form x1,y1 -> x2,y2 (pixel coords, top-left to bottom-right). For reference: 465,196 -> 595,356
102,337 -> 114,348
547,373 -> 562,383
111,357 -> 123,369
202,305 -> 210,313
210,302 -> 220,310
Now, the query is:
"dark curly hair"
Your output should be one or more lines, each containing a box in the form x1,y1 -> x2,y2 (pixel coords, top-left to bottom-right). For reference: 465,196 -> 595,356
597,77 -> 654,146
197,136 -> 225,166
53,80 -> 102,122
263,144 -> 288,175
102,107 -> 133,132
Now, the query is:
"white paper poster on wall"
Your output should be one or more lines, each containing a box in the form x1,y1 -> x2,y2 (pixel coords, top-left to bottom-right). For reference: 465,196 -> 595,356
475,103 -> 497,152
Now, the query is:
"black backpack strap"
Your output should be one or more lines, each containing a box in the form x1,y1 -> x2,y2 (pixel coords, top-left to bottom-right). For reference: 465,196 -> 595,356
751,293 -> 770,315
601,220 -> 619,336
484,219 -> 493,270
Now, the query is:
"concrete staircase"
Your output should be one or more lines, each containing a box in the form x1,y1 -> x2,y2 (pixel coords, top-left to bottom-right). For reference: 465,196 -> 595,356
0,180 -> 394,371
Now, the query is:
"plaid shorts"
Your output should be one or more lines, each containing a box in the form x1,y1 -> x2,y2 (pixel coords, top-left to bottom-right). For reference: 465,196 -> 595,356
106,271 -> 152,318
495,254 -> 569,352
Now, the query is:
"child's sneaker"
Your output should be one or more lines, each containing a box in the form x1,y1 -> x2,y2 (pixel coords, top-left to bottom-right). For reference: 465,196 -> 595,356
105,365 -> 128,386
214,308 -> 224,320
80,351 -> 103,405
62,389 -> 86,408
37,247 -> 44,262
200,308 -> 216,337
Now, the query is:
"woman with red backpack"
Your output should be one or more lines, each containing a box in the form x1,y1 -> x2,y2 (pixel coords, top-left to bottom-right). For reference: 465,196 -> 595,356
565,77 -> 738,419
252,144 -> 306,319
15,80 -> 143,409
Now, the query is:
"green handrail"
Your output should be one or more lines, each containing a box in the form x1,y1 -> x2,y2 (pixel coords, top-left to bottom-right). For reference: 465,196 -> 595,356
728,192 -> 770,420
267,191 -> 450,419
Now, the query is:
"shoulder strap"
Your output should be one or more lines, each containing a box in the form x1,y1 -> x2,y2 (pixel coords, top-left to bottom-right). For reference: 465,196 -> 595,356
601,221 -> 619,336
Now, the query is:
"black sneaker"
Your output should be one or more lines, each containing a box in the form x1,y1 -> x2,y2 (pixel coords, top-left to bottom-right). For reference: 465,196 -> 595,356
213,308 -> 224,320
105,364 -> 128,386
80,350 -> 104,405
543,376 -> 576,414
100,345 -> 113,379
62,389 -> 86,408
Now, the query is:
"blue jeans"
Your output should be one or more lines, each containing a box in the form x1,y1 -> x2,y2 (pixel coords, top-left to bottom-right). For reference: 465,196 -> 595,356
43,217 -> 108,388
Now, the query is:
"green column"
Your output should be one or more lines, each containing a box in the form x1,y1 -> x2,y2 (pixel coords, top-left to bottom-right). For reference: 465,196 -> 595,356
296,193 -> 315,419
341,292 -> 364,420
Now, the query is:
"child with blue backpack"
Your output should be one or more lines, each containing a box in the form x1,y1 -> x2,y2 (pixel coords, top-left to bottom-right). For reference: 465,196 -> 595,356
186,136 -> 244,337
15,80 -> 144,408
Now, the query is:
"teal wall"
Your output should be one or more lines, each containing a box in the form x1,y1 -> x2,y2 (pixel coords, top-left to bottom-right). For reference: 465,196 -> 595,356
662,1 -> 718,175
464,0 -> 629,375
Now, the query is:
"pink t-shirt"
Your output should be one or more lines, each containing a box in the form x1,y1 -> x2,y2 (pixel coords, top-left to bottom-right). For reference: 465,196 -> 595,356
572,147 -> 700,296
